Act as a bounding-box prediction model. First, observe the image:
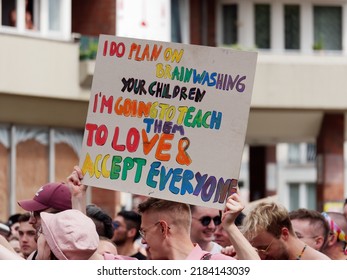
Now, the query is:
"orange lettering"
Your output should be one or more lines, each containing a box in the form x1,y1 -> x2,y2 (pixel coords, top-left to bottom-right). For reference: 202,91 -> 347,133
142,129 -> 159,155
155,134 -> 174,161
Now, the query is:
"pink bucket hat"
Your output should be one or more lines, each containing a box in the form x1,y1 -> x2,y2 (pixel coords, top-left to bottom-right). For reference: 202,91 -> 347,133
40,210 -> 99,260
18,182 -> 72,212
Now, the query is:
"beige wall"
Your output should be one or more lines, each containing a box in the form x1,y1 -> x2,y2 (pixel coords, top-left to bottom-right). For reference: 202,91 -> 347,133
253,54 -> 347,110
0,34 -> 83,99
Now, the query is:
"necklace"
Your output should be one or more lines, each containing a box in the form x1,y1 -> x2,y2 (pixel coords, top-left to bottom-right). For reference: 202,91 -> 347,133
296,244 -> 307,260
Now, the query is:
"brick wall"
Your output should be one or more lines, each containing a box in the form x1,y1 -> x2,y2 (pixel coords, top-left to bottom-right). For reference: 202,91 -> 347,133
316,113 -> 345,210
190,0 -> 216,46
72,0 -> 116,36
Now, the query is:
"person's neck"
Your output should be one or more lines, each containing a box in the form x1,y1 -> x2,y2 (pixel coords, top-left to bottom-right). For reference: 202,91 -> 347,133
170,238 -> 195,260
89,251 -> 104,260
116,240 -> 138,256
199,240 -> 213,252
326,245 -> 347,260
288,238 -> 307,260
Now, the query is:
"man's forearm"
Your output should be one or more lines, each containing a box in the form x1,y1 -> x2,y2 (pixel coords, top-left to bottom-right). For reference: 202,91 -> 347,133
225,223 -> 260,260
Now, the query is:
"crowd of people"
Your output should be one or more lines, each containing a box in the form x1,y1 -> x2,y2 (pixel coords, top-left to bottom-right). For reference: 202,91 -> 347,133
1,166 -> 347,260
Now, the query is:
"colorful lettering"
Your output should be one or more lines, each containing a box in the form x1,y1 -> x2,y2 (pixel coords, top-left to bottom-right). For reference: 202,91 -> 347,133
128,43 -> 163,61
81,153 -> 147,184
103,40 -> 126,57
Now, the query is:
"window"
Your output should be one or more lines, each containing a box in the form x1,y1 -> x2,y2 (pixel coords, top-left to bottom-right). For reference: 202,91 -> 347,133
222,4 -> 238,45
314,6 -> 342,50
0,0 -> 71,40
289,183 -> 316,211
254,4 -> 270,49
1,0 -> 16,27
289,183 -> 300,211
288,143 -> 300,164
1,0 -> 37,30
306,183 -> 316,210
171,0 -> 181,43
306,143 -> 316,162
48,0 -> 60,31
171,0 -> 189,43
284,5 -> 300,50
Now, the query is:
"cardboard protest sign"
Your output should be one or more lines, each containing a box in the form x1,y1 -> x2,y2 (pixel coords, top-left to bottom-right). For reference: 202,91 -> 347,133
80,35 -> 257,209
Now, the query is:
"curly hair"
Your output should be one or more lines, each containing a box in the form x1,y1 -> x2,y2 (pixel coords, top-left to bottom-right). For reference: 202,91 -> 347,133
86,204 -> 114,239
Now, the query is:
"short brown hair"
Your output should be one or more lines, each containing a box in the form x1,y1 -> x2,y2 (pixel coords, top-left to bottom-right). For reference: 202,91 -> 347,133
289,208 -> 330,246
138,198 -> 191,231
18,212 -> 31,223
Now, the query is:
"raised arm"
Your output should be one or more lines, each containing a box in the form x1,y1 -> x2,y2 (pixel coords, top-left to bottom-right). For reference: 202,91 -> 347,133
0,236 -> 24,260
222,193 -> 260,260
0,235 -> 16,254
66,165 -> 87,214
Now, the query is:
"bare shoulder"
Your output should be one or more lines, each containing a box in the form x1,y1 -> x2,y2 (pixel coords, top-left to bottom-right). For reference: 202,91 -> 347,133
305,246 -> 331,260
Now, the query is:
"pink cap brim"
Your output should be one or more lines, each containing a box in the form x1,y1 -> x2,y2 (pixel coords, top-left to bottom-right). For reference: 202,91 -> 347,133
17,199 -> 49,211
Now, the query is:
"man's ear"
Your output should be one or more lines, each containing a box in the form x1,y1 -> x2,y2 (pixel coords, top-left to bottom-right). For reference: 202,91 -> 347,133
326,232 -> 336,246
315,235 -> 324,247
127,228 -> 136,239
158,220 -> 170,236
280,227 -> 290,241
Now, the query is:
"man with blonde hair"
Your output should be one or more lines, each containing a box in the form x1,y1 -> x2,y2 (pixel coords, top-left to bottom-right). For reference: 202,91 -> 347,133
242,202 -> 330,260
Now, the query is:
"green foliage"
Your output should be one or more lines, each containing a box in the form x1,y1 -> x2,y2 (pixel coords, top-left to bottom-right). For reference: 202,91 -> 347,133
313,40 -> 324,50
222,44 -> 256,51
79,36 -> 99,60
313,34 -> 324,50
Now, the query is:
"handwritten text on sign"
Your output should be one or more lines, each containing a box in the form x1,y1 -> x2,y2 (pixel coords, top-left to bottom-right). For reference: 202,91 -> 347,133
80,36 -> 257,209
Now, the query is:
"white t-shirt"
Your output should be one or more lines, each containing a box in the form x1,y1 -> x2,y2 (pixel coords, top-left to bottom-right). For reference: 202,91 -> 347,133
209,241 -> 223,254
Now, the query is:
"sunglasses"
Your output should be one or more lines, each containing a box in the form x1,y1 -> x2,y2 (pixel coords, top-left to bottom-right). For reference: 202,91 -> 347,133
193,215 -> 222,226
113,221 -> 122,229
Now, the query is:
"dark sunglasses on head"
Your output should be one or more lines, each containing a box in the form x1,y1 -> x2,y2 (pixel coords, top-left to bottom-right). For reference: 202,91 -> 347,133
194,215 -> 222,226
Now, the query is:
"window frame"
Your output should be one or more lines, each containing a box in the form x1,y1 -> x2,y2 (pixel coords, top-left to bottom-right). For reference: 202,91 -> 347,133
0,0 -> 71,41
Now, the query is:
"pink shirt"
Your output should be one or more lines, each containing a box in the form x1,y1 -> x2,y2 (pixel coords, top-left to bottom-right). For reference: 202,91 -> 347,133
185,244 -> 235,260
103,253 -> 138,260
